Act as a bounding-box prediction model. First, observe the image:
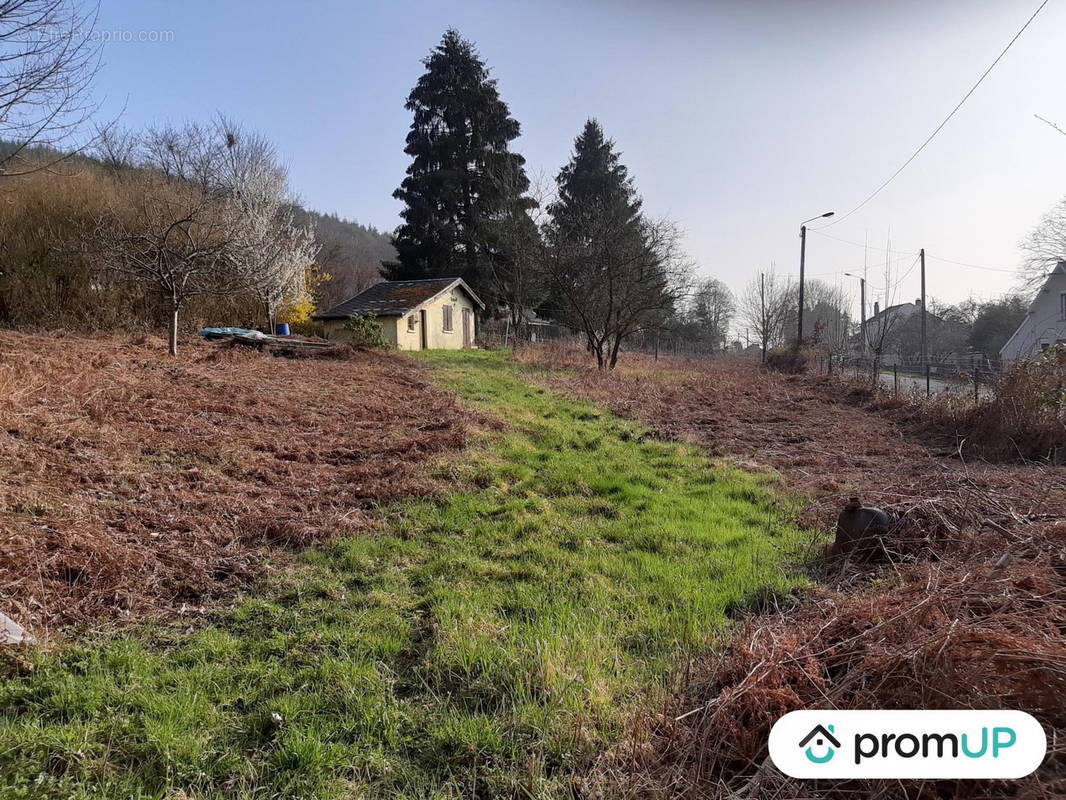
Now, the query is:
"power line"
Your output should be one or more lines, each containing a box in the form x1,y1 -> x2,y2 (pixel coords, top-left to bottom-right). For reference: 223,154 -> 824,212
807,228 -> 1019,273
820,0 -> 1051,229
923,253 -> 1018,274
886,253 -> 922,294
808,228 -> 916,257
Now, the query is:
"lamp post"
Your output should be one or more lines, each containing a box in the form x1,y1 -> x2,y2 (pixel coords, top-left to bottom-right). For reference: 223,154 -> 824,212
844,271 -> 866,359
797,211 -> 835,348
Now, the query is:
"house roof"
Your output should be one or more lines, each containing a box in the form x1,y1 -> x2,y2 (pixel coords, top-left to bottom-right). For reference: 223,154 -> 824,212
867,301 -> 916,324
314,278 -> 485,320
999,260 -> 1066,359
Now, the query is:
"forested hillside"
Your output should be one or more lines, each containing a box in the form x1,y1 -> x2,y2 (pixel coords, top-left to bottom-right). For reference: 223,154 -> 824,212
298,210 -> 395,311
0,145 -> 394,332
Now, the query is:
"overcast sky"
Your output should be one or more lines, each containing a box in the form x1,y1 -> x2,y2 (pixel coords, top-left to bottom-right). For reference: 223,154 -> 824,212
96,0 -> 1066,316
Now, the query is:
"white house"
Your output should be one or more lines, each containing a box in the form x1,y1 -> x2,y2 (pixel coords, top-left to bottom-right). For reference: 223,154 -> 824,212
314,278 -> 484,350
1000,261 -> 1066,363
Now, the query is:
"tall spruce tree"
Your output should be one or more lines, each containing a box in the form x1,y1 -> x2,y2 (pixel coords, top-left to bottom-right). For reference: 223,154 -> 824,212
550,119 -> 642,239
387,29 -> 531,297
546,120 -> 689,368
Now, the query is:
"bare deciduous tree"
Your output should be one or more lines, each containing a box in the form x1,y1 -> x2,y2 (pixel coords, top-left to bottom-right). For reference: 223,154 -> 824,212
93,121 -> 319,353
0,0 -> 103,174
94,125 -> 241,355
1020,196 -> 1066,292
687,277 -> 735,352
91,123 -> 138,171
546,202 -> 692,369
96,172 -> 240,356
865,247 -> 906,377
740,269 -> 793,362
803,279 -> 852,355
215,116 -> 317,332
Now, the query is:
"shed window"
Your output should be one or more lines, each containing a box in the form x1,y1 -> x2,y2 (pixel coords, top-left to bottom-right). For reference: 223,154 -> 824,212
442,305 -> 453,332
407,315 -> 417,332
1061,291 -> 1066,320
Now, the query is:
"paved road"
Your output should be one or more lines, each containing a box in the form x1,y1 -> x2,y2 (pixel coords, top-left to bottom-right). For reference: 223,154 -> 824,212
877,371 -> 954,395
875,370 -> 991,398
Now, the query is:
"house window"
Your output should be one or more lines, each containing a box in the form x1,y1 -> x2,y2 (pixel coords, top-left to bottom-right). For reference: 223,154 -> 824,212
442,305 -> 453,332
407,315 -> 416,332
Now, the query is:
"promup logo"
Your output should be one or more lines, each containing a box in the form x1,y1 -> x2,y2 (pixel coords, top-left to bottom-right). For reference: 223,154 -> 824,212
799,724 -> 840,764
769,710 -> 1046,779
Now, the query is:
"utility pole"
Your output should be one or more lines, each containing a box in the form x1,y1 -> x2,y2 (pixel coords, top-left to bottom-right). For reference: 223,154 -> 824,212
759,271 -> 767,362
920,248 -> 928,396
858,276 -> 867,359
797,225 -> 807,349
796,211 -> 835,350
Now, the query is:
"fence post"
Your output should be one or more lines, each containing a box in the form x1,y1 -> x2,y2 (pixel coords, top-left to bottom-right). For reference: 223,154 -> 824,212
893,365 -> 898,395
925,363 -> 931,397
973,354 -> 979,404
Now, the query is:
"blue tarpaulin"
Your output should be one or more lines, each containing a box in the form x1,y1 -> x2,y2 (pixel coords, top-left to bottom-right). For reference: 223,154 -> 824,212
199,327 -> 269,340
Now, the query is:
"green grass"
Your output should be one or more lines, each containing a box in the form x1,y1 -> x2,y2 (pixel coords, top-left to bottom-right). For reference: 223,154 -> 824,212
0,350 -> 806,799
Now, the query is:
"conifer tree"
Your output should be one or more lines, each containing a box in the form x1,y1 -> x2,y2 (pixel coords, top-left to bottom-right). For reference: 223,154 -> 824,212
546,120 -> 690,369
387,29 -> 531,298
550,119 -> 642,241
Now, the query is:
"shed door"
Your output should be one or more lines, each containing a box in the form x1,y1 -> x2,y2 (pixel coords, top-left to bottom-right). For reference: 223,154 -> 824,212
419,309 -> 428,349
462,309 -> 472,348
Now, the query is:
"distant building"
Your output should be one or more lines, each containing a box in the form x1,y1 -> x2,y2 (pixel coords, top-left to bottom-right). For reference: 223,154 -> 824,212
866,299 -> 920,333
314,278 -> 485,350
1000,261 -> 1066,363
858,299 -> 921,365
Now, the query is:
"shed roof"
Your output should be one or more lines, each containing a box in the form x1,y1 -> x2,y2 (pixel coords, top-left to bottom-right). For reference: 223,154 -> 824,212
314,278 -> 484,320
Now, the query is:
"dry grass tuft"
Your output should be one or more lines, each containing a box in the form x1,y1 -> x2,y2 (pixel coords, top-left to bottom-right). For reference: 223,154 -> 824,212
905,348 -> 1066,462
0,331 -> 476,633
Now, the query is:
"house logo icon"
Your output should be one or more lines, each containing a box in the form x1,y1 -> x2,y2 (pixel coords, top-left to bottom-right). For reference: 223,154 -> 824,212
799,724 -> 841,764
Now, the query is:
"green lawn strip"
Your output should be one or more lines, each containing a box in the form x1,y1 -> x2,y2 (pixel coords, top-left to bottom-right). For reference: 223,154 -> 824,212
0,349 -> 806,800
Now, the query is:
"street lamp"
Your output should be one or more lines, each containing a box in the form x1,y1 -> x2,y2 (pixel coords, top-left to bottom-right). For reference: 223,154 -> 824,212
797,211 -> 834,348
843,271 -> 867,358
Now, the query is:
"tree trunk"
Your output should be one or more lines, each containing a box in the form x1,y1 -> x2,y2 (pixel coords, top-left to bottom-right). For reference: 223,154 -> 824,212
169,302 -> 179,356
608,333 -> 623,369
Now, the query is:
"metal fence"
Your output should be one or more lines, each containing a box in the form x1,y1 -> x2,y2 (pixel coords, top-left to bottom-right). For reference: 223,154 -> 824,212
819,353 -> 1001,402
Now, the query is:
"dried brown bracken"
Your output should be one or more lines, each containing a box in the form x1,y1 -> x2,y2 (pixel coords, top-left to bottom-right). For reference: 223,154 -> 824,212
0,331 -> 477,634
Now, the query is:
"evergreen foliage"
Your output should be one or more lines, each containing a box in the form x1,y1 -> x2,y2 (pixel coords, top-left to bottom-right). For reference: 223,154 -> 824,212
545,119 -> 689,369
388,30 -> 532,301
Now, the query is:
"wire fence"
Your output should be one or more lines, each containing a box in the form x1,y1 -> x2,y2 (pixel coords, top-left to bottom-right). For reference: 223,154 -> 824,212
478,319 -> 1006,407
815,353 -> 1001,403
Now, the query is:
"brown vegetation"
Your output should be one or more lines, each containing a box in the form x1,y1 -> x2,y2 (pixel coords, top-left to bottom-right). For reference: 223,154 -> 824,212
516,342 -> 1066,799
0,164 -> 260,332
882,346 -> 1066,463
0,331 -> 475,633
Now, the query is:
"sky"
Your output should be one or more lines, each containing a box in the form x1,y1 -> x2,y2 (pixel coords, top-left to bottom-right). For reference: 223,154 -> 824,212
92,0 -> 1066,319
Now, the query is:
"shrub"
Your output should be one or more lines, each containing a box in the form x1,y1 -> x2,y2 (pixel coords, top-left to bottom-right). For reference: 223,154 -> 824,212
343,314 -> 390,349
973,346 -> 1065,460
909,346 -> 1066,461
765,346 -> 810,374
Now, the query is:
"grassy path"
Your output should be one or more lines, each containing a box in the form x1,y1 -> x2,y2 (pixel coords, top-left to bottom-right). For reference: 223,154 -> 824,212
0,351 -> 804,799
